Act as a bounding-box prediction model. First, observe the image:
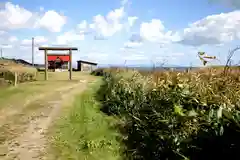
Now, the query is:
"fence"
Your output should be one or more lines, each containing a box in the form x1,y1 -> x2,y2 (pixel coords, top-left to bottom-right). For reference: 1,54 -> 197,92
0,65 -> 37,86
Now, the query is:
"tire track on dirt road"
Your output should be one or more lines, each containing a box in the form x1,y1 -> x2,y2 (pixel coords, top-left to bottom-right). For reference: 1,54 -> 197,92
0,80 -> 86,127
0,78 -> 96,160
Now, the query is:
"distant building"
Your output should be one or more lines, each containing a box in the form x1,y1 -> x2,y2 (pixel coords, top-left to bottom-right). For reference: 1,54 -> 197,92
77,60 -> 97,72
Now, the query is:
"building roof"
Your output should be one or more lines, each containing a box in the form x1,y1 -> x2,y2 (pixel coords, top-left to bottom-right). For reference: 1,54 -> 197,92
47,54 -> 70,56
38,47 -> 78,51
47,55 -> 70,61
77,60 -> 97,65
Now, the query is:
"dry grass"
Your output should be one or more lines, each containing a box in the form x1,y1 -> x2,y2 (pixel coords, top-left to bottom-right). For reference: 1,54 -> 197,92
37,71 -> 92,81
95,66 -> 240,159
137,67 -> 240,108
0,72 -> 95,107
0,59 -> 37,86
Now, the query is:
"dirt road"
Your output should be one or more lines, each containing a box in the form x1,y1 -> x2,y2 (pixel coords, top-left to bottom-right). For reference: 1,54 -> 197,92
0,73 -> 97,160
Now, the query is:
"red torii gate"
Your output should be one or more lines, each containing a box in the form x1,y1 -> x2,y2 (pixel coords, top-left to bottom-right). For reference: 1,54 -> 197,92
38,47 -> 78,80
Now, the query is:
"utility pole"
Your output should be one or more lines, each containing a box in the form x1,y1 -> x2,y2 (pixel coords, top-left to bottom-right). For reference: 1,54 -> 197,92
32,37 -> 34,66
151,60 -> 155,72
0,48 -> 2,58
124,60 -> 128,71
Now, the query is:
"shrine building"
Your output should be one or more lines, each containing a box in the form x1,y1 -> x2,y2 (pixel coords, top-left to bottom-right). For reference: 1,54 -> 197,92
47,54 -> 70,71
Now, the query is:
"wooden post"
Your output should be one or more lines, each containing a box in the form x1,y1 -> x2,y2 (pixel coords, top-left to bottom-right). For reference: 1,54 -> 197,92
14,72 -> 17,86
44,49 -> 48,80
69,49 -> 72,80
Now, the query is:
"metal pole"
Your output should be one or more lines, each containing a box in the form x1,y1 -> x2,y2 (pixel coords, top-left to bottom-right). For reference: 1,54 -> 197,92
151,60 -> 155,72
69,49 -> 72,80
0,48 -> 2,58
32,37 -> 34,66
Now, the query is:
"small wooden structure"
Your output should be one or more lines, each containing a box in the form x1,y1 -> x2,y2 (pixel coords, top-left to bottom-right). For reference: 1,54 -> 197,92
77,60 -> 97,72
38,47 -> 78,80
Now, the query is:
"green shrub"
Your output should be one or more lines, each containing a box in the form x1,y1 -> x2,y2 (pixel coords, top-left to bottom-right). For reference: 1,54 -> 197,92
96,69 -> 240,160
91,68 -> 105,76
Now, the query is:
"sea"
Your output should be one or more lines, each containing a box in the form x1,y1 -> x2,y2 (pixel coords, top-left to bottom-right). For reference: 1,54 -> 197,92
96,64 -> 199,72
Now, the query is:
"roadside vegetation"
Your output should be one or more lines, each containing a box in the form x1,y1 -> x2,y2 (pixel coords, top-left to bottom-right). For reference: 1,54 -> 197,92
91,67 -> 240,160
0,59 -> 37,86
48,81 -> 123,160
49,66 -> 240,160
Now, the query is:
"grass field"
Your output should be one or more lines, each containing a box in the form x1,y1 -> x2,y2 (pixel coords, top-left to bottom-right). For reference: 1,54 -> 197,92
0,72 -> 93,107
47,81 -> 123,160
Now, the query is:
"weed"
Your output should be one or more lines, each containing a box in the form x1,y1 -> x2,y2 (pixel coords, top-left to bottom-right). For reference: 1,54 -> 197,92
96,68 -> 240,160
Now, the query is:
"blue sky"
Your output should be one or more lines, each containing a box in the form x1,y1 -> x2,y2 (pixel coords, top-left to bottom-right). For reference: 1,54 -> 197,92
0,0 -> 240,67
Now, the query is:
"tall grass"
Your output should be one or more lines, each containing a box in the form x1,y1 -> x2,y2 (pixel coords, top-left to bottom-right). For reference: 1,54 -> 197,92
94,67 -> 240,160
0,60 -> 37,86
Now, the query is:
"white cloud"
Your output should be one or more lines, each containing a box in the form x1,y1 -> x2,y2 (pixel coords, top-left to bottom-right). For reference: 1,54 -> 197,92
39,6 -> 44,12
78,20 -> 88,29
179,10 -> 240,46
107,7 -> 125,21
90,7 -> 125,37
35,10 -> 66,32
172,52 -> 185,56
124,54 -> 147,60
0,2 -> 34,29
21,36 -> 48,46
128,16 -> 138,27
0,2 -> 66,32
124,41 -> 142,48
1,44 -> 12,49
76,20 -> 92,35
9,36 -> 18,42
80,52 -> 109,63
76,0 -> 137,38
56,31 -> 84,45
129,33 -> 143,42
0,30 -> 7,35
140,19 -> 180,43
121,0 -> 129,6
